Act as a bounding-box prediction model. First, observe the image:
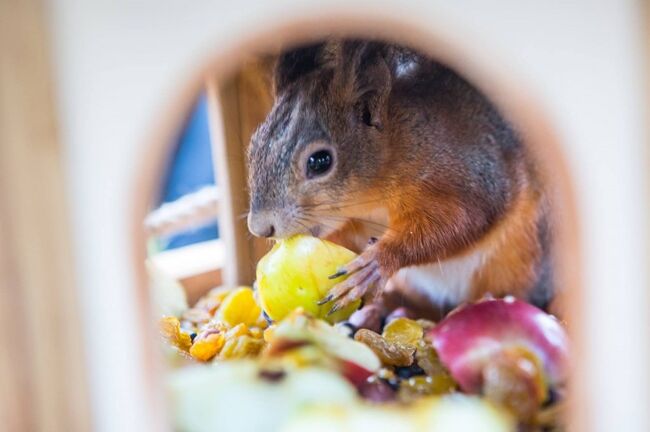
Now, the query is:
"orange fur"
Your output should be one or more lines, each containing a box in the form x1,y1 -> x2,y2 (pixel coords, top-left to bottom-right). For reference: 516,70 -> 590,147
468,185 -> 545,300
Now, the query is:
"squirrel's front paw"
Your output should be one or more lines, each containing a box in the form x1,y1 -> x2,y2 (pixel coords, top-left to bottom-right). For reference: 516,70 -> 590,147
318,242 -> 385,315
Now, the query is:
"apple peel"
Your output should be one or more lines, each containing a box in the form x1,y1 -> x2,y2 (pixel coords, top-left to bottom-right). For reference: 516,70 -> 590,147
427,297 -> 569,420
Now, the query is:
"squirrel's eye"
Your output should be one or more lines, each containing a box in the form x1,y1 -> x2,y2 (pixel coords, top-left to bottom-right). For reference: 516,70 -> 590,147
306,150 -> 333,178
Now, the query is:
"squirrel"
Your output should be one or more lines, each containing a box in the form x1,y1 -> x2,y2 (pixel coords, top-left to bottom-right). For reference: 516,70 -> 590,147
246,39 -> 554,316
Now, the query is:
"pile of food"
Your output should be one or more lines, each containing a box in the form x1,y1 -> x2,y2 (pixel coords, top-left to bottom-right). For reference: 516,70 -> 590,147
158,236 -> 568,432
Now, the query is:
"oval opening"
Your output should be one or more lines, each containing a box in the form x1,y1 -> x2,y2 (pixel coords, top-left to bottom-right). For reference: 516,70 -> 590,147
134,13 -> 583,431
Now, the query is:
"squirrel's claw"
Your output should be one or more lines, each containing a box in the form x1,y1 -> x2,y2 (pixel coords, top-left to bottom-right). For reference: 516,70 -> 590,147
327,265 -> 381,315
323,256 -> 383,314
328,249 -> 376,280
328,270 -> 347,280
316,294 -> 333,306
320,243 -> 384,313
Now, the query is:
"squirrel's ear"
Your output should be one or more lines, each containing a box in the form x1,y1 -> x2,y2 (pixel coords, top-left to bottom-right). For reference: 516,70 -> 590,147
344,41 -> 392,130
274,42 -> 328,94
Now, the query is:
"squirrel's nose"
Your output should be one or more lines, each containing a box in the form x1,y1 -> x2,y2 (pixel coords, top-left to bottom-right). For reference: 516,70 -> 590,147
247,211 -> 276,238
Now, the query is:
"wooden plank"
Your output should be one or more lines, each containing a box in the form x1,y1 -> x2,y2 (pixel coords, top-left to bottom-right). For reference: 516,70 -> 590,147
205,78 -> 256,285
150,239 -> 224,281
205,60 -> 275,287
236,59 -> 275,263
0,0 -> 91,430
149,239 -> 224,304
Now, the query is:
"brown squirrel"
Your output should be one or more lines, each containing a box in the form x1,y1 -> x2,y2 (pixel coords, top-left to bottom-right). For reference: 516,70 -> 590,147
247,39 -> 554,315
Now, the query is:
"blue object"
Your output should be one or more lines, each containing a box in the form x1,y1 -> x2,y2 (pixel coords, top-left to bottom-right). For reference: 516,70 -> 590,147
158,93 -> 219,250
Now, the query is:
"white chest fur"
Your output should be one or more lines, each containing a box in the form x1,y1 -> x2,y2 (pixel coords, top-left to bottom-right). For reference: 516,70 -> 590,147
389,247 -> 488,306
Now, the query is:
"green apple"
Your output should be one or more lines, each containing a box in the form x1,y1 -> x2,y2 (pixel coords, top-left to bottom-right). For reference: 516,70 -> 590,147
256,235 -> 360,323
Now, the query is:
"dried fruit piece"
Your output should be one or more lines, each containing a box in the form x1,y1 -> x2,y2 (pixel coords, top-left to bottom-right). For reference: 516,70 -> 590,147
192,286 -> 234,316
254,315 -> 270,329
415,339 -> 446,377
189,332 -> 225,361
382,318 -> 423,347
354,329 -> 414,367
429,373 -> 457,393
263,325 -> 276,342
217,336 -> 238,359
416,319 -> 436,331
398,374 -> 456,402
220,335 -> 264,359
160,316 -> 192,351
238,336 -> 264,357
216,287 -> 262,327
482,348 -> 545,422
225,323 -> 250,339
182,308 -> 212,324
249,328 -> 264,339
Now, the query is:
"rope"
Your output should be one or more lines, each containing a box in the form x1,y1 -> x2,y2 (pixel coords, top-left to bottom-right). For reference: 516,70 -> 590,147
144,185 -> 220,237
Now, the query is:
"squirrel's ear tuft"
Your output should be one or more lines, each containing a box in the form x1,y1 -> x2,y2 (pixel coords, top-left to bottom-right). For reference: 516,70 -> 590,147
342,41 -> 393,129
274,42 -> 328,94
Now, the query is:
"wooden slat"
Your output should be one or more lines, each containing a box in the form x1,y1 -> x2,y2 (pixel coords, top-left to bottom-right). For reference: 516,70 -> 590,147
236,59 -> 276,263
149,240 -> 224,304
0,0 -> 91,430
205,60 -> 275,287
206,78 -> 256,285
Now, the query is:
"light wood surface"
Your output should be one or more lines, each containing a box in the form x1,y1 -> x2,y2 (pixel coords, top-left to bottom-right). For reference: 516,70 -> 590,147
205,59 -> 275,288
235,59 -> 276,264
150,239 -> 224,304
206,78 -> 253,286
0,0 -> 91,430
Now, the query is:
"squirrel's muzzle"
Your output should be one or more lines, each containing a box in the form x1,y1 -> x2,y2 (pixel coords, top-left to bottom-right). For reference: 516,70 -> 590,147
247,211 -> 276,238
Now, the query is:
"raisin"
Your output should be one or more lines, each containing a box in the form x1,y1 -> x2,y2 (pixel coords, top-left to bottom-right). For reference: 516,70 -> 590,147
382,318 -> 423,347
159,316 -> 192,352
354,329 -> 414,367
398,374 -> 456,402
416,319 -> 436,331
415,339 -> 447,376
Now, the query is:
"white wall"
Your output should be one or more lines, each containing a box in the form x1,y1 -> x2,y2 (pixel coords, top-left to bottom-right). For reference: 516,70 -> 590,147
47,1 -> 648,431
